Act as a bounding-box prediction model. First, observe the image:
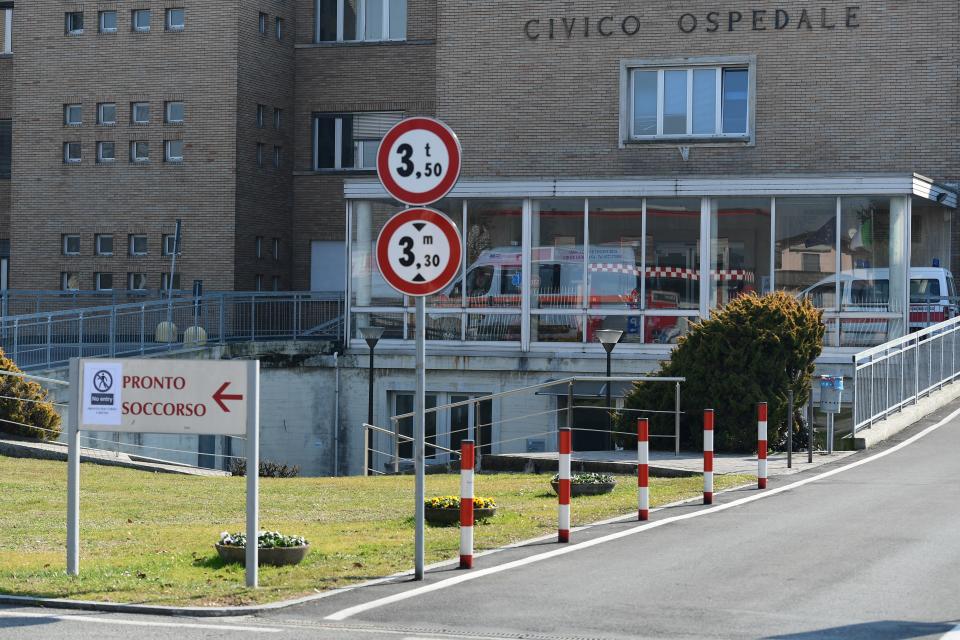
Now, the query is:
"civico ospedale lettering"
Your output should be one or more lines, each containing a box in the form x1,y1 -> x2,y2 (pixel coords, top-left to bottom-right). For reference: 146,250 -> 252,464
522,6 -> 861,40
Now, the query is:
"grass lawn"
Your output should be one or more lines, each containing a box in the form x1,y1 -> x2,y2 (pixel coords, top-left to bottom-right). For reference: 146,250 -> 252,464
0,456 -> 751,606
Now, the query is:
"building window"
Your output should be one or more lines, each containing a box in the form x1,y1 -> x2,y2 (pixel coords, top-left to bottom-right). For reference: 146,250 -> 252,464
129,235 -> 148,256
61,272 -> 81,291
128,273 -> 148,290
625,59 -> 753,141
258,12 -> 267,34
272,145 -> 281,168
96,141 -> 116,163
275,17 -> 283,40
95,272 -> 114,291
273,108 -> 283,130
64,104 -> 82,126
2,8 -> 12,54
317,0 -> 406,42
165,140 -> 184,163
256,143 -> 264,168
272,238 -> 280,261
0,120 -> 9,178
160,272 -> 181,290
99,11 -> 118,33
130,141 -> 150,162
95,234 -> 113,256
63,235 -> 81,256
271,276 -> 280,291
65,12 -> 85,35
255,236 -> 263,259
165,9 -> 185,31
64,142 -> 82,164
256,104 -> 265,128
132,9 -> 151,32
98,103 -> 117,125
162,234 -> 179,256
255,274 -> 264,291
313,112 -> 401,170
165,101 -> 185,124
131,102 -> 150,124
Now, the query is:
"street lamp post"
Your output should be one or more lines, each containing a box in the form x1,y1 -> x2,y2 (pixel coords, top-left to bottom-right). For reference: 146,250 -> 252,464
360,326 -> 385,476
596,329 -> 623,450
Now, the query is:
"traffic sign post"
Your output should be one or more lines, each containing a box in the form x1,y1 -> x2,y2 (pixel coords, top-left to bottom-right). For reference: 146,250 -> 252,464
376,117 -> 462,580
66,357 -> 261,587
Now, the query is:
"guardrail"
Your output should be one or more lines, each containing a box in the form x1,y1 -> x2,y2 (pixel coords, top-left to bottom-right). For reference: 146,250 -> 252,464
852,314 -> 960,433
0,289 -> 191,316
1,291 -> 345,371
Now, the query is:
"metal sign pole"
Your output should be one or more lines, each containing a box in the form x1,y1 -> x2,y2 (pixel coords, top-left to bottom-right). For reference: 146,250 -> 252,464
246,360 -> 260,588
66,357 -> 81,576
414,297 -> 426,580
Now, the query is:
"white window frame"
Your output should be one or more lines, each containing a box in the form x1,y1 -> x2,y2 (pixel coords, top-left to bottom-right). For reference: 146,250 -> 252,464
165,8 -> 185,31
255,274 -> 264,291
62,272 -> 80,291
63,142 -> 82,164
65,12 -> 84,35
272,145 -> 281,168
130,141 -> 150,162
618,55 -> 756,146
131,102 -> 150,124
129,234 -> 148,256
162,234 -> 179,256
161,272 -> 180,291
64,104 -> 82,126
317,0 -> 406,43
63,235 -> 81,256
275,16 -> 283,40
95,272 -> 113,291
132,9 -> 151,32
95,234 -> 113,256
256,142 -> 264,168
273,108 -> 282,130
313,112 -> 401,171
256,104 -> 265,128
165,101 -> 184,124
258,12 -> 267,34
98,103 -> 117,125
99,10 -> 118,33
272,238 -> 280,261
128,272 -> 148,290
255,236 -> 263,258
2,8 -> 11,54
96,141 -> 116,163
165,140 -> 184,163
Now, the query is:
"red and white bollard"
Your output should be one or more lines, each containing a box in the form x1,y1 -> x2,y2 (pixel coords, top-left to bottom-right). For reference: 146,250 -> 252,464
558,427 -> 571,543
459,440 -> 475,569
637,418 -> 649,521
703,409 -> 714,505
757,403 -> 768,490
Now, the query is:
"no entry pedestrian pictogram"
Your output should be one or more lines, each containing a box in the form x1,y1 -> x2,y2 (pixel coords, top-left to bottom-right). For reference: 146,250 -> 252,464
376,207 -> 462,297
377,117 -> 462,206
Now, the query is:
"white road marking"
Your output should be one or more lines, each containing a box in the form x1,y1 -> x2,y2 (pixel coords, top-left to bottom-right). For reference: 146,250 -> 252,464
0,610 -> 282,633
941,623 -> 960,639
327,405 -> 960,621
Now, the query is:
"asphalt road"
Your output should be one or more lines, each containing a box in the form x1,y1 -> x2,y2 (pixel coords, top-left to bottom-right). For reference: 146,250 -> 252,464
3,401 -> 960,639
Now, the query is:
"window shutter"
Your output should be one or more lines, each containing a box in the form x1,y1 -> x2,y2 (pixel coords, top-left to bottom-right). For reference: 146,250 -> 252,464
353,112 -> 402,139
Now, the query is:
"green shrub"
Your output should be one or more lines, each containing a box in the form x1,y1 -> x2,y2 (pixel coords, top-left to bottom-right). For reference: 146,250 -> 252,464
0,350 -> 62,441
229,459 -> 301,478
550,472 -> 614,484
621,292 -> 824,453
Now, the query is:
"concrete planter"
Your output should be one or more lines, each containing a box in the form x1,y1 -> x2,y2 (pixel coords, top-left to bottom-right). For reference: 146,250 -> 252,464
424,506 -> 497,525
214,543 -> 310,566
551,480 -> 616,497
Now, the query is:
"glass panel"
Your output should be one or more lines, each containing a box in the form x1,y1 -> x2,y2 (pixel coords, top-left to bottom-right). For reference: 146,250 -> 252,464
692,69 -> 717,135
340,114 -> 355,168
451,200 -> 523,310
352,311 -> 403,340
910,196 -> 954,329
644,314 -> 695,345
351,200 -> 406,307
407,311 -> 460,341
533,313 -> 582,343
396,394 -> 437,460
422,198 -> 464,308
466,313 -> 521,341
388,0 -> 406,39
840,197 -> 890,314
315,116 -> 335,168
645,198 -> 701,311
318,0 -> 337,40
586,198 -> 643,310
364,0 -> 383,40
632,71 -> 657,136
774,197 -> 838,308
587,315 -> 644,344
532,199 -> 585,309
662,70 -> 688,135
450,395 -> 469,459
710,198 -> 771,308
344,0 -> 358,40
722,68 -> 749,134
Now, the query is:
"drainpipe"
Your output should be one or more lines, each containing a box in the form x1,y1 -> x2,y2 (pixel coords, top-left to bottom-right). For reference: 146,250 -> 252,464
333,352 -> 340,476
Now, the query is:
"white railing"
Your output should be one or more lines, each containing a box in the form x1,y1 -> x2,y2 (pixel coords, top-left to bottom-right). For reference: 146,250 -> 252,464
0,291 -> 345,371
853,314 -> 960,432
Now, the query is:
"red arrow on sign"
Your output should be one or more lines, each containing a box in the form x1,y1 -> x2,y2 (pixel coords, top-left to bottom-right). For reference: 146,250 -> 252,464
213,381 -> 244,412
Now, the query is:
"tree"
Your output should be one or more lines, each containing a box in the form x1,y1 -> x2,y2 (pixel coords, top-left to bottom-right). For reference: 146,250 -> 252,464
621,292 -> 824,453
0,350 -> 62,440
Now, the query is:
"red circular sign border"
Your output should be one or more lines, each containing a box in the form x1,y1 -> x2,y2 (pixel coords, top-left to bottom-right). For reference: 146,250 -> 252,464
375,208 -> 463,297
376,117 -> 462,206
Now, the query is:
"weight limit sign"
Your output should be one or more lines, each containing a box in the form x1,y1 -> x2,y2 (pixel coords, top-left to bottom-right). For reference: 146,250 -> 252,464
376,117 -> 462,206
376,208 -> 462,297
